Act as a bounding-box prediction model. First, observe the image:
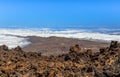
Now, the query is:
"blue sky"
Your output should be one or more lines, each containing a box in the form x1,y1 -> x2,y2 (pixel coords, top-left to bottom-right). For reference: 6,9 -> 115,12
0,0 -> 120,28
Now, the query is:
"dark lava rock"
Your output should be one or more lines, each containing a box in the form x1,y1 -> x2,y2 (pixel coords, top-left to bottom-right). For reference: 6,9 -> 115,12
0,45 -> 9,51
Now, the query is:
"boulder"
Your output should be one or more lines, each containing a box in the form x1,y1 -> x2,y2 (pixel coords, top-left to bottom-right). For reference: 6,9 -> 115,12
109,41 -> 119,51
69,44 -> 81,53
0,45 -> 9,51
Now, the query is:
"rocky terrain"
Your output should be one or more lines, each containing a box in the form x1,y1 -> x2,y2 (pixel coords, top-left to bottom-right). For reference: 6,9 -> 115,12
23,36 -> 108,56
0,41 -> 120,77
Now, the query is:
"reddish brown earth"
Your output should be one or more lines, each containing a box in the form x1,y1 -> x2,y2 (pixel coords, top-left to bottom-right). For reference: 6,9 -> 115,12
23,36 -> 109,56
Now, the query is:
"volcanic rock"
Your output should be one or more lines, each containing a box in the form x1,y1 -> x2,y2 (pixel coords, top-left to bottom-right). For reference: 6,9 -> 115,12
0,41 -> 119,77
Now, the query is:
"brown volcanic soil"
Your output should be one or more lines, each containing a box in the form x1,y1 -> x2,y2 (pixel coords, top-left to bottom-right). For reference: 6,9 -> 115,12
23,36 -> 109,56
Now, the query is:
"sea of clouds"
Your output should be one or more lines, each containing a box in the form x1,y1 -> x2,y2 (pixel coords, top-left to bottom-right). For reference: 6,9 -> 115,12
0,28 -> 120,48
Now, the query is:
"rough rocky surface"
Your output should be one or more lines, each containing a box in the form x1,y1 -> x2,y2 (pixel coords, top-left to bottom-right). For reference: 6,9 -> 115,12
0,41 -> 120,77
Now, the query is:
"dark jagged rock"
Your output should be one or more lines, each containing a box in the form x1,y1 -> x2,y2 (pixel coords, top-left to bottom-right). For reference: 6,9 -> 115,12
0,45 -> 9,51
100,47 -> 109,54
14,46 -> 22,51
109,41 -> 120,51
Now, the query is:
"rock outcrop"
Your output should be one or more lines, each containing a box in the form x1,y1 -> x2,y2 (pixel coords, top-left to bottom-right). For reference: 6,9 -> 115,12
0,41 -> 120,77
